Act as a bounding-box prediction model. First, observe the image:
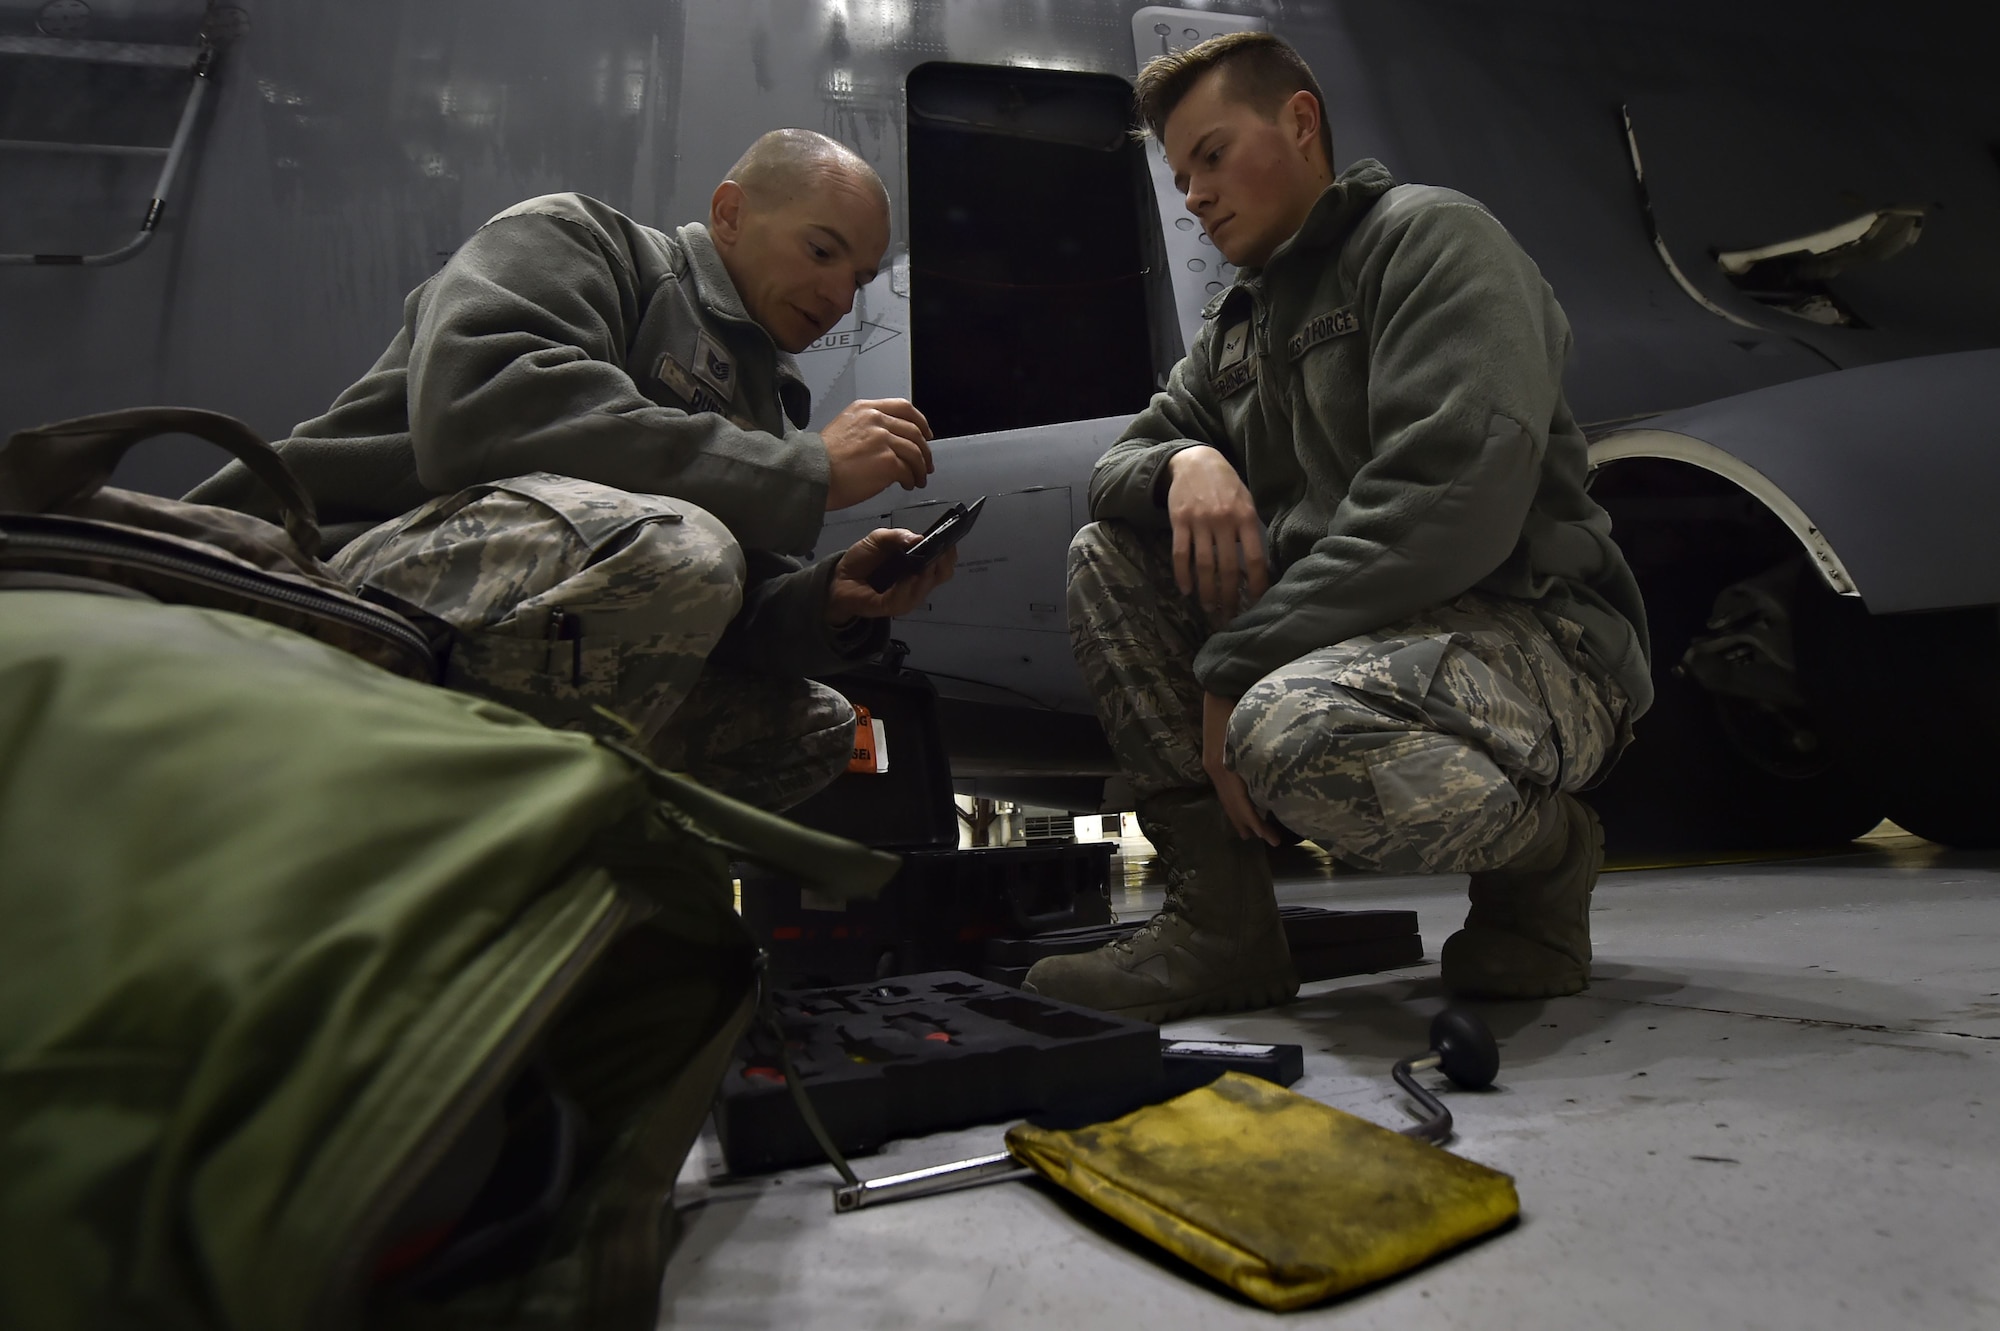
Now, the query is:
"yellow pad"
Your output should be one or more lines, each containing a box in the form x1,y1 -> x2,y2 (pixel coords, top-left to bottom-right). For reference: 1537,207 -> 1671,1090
1005,1072 -> 1519,1310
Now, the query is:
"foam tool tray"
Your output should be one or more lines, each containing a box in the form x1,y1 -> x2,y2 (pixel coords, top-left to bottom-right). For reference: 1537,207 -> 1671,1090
715,971 -> 1162,1175
982,905 -> 1424,988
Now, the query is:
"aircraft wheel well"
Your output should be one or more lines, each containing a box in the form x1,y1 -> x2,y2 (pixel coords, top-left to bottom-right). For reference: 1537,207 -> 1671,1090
1586,455 -> 1881,855
1590,428 -> 1859,599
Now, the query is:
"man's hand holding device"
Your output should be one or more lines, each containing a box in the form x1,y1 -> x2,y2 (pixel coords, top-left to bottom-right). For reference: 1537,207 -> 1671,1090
827,496 -> 985,625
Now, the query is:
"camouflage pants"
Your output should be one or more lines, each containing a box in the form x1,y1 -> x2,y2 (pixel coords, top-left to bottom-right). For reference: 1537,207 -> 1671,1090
1069,520 -> 1625,875
333,472 -> 854,811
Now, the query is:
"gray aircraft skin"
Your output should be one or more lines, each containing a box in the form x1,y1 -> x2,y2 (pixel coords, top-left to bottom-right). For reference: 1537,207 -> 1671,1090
3,0 -> 1996,852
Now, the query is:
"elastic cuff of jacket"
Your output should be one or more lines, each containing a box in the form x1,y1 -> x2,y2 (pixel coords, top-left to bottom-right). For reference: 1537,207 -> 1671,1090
1147,440 -> 1208,507
796,428 -> 834,508
826,612 -> 885,658
1192,644 -> 1259,702
808,554 -> 850,649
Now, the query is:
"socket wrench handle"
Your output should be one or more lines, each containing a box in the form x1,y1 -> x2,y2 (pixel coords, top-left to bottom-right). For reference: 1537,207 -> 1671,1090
833,1151 -> 1031,1213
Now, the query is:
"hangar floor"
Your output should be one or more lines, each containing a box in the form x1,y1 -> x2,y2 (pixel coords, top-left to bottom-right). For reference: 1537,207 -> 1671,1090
662,832 -> 2000,1329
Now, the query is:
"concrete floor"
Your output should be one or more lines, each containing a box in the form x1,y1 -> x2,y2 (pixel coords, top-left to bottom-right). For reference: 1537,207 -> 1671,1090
663,835 -> 2000,1329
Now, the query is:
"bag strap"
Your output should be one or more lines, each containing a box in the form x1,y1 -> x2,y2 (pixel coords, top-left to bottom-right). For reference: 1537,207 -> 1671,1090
601,736 -> 902,902
0,407 -> 322,558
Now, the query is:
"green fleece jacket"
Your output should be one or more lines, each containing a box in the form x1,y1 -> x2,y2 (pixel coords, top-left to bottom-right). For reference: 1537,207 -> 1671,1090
188,194 -> 880,676
1091,161 -> 1653,719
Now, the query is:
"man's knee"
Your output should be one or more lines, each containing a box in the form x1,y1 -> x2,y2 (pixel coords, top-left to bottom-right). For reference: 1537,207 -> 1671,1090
1067,519 -> 1189,652
1227,673 -> 1526,873
501,475 -> 743,636
656,676 -> 858,811
336,474 -> 748,742
336,472 -> 747,641
573,494 -> 744,644
1227,671 -> 1385,810
782,684 -> 860,808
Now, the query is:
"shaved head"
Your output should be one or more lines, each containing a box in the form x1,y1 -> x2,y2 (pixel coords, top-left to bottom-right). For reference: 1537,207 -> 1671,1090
726,128 -> 887,211
709,129 -> 894,353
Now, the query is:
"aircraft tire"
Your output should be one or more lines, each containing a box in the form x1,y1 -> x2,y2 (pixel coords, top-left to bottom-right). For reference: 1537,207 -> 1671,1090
1588,672 -> 1882,859
1589,560 -> 1882,859
1797,598 -> 2000,850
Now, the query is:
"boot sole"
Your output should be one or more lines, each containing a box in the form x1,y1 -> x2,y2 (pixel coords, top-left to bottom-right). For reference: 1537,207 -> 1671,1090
1103,973 -> 1300,1026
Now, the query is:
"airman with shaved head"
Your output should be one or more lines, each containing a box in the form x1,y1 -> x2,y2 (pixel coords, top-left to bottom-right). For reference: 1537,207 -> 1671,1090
189,129 -> 953,810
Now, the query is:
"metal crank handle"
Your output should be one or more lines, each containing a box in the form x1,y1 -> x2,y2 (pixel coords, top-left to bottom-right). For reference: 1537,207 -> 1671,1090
833,1151 -> 1031,1214
1392,1007 -> 1502,1145
1393,1053 -> 1455,1143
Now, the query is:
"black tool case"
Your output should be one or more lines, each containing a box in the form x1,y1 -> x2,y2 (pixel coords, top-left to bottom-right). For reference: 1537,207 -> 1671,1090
741,665 -> 1116,985
739,843 -> 1115,987
715,971 -> 1162,1174
783,665 -> 962,849
981,905 -> 1424,988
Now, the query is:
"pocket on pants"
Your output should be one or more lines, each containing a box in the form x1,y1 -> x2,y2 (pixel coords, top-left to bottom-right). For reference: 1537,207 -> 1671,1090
1329,631 -> 1553,778
1325,634 -> 1453,723
445,629 -> 624,726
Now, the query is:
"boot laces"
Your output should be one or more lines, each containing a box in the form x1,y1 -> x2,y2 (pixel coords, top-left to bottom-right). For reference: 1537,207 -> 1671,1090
1112,859 -> 1192,953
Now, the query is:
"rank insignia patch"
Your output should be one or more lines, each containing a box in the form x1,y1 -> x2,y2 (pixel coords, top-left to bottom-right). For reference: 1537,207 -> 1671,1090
1212,319 -> 1258,397
1288,305 -> 1360,359
1216,319 -> 1251,370
693,330 -> 736,403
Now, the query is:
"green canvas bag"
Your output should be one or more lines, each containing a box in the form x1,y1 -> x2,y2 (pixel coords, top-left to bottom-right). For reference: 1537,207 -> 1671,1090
0,589 -> 895,1331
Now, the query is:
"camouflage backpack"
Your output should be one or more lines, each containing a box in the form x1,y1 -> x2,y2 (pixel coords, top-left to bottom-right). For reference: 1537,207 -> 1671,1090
0,407 -> 437,681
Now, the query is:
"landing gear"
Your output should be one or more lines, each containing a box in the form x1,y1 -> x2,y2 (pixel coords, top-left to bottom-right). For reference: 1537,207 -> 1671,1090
1589,460 -> 1881,857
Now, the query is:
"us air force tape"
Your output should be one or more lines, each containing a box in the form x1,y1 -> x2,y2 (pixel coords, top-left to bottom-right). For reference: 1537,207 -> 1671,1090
1287,305 -> 1360,359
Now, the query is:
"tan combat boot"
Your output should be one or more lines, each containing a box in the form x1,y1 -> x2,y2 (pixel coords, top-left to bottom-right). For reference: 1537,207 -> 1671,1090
1440,790 -> 1604,999
1022,790 -> 1297,1023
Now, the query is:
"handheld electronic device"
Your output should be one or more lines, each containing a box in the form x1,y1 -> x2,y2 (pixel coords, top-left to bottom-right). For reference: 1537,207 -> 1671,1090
866,496 -> 985,592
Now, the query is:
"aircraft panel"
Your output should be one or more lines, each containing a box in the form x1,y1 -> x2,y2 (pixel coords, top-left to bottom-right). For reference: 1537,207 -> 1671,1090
1624,89 -> 2000,368
891,621 -> 1086,714
890,486 -> 1071,634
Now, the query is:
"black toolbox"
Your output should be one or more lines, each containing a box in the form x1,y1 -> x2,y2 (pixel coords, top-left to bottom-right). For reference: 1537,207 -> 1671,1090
785,664 -> 959,849
980,905 -> 1424,988
741,665 -> 1116,986
715,971 -> 1162,1175
740,844 -> 1114,987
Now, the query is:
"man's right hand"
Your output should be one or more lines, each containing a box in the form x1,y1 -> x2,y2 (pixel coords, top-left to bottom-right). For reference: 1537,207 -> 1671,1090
1167,445 -> 1268,617
823,398 -> 934,510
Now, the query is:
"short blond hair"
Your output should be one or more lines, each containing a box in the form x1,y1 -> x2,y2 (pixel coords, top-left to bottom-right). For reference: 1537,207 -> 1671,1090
1133,31 -> 1333,169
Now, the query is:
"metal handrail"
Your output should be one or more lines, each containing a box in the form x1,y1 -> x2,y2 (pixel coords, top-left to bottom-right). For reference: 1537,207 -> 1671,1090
0,40 -> 217,266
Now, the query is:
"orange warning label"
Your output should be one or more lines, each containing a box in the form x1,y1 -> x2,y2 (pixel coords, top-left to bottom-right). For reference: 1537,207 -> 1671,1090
848,705 -> 878,774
